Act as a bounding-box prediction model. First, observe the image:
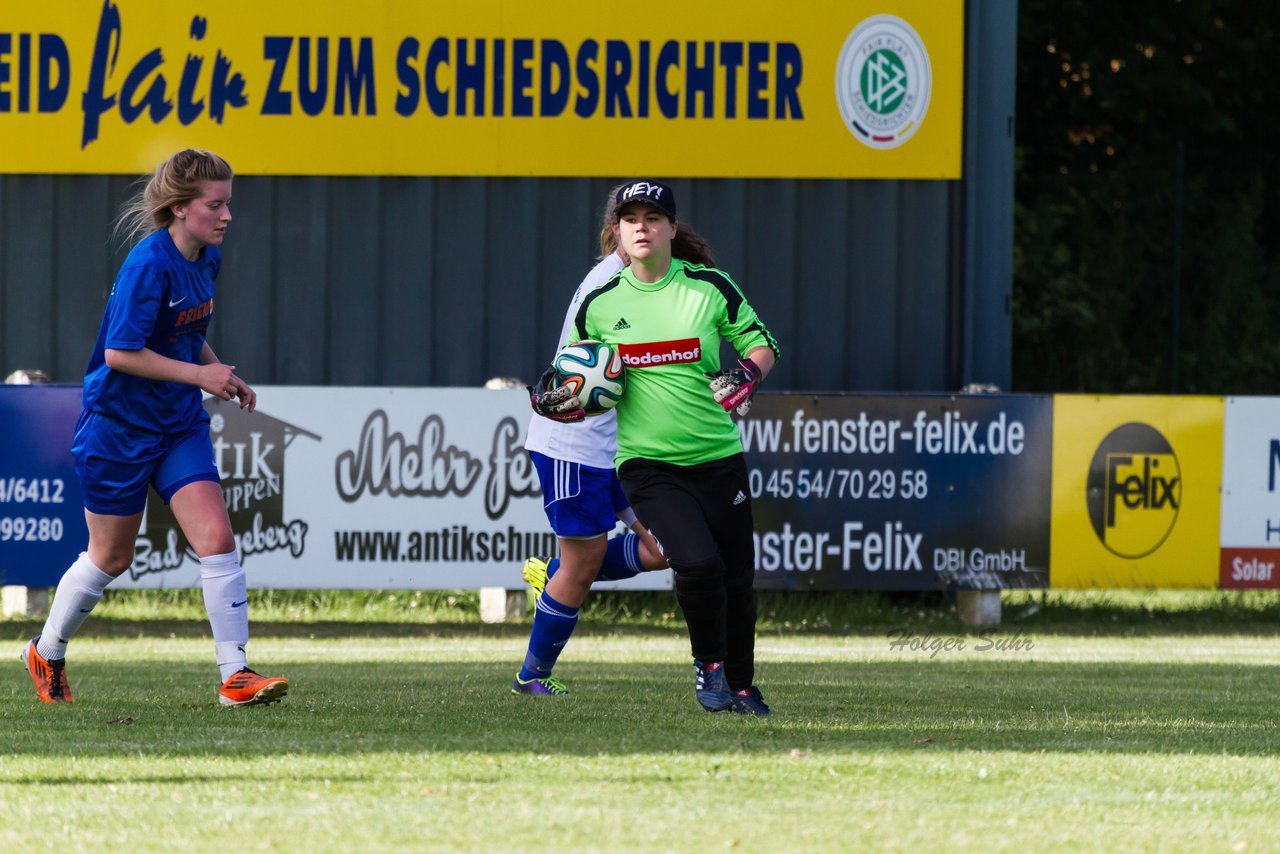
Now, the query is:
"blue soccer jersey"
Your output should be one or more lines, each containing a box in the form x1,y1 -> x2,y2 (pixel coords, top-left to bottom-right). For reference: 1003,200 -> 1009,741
81,228 -> 220,435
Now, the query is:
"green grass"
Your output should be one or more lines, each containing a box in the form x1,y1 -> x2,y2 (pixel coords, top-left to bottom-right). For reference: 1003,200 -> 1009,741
3,591 -> 1280,851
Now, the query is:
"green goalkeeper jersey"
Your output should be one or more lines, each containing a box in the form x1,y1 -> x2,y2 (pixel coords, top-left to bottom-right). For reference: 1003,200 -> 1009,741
573,258 -> 780,467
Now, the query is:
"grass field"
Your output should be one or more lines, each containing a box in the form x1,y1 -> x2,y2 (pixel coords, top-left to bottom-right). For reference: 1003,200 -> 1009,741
3,590 -> 1280,852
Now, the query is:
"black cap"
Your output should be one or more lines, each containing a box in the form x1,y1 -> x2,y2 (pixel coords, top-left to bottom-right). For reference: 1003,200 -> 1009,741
613,179 -> 677,220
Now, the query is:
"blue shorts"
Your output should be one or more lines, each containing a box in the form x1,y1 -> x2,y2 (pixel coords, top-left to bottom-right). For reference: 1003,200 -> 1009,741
72,411 -> 220,516
529,450 -> 628,538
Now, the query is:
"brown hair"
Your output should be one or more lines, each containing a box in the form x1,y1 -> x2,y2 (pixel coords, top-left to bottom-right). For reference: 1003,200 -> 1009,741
114,148 -> 233,246
598,183 -> 717,267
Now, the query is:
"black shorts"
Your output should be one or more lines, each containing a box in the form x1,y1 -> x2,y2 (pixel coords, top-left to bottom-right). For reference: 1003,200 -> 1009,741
617,453 -> 753,574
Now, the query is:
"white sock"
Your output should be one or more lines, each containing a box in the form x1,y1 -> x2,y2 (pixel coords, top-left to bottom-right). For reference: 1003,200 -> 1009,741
200,550 -> 250,682
37,553 -> 114,660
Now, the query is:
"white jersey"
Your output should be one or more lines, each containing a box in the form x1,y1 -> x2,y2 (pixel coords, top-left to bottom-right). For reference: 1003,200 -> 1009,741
524,252 -> 625,469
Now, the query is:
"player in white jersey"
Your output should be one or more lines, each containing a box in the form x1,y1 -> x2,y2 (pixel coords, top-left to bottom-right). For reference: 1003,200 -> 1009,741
512,189 -> 668,696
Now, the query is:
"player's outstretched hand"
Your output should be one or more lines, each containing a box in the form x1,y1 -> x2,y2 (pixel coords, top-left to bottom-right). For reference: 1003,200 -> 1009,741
705,358 -> 763,416
528,366 -> 586,423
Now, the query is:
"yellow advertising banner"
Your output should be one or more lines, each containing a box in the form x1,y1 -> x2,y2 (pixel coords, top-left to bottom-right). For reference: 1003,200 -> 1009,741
1049,396 -> 1224,588
0,1 -> 964,177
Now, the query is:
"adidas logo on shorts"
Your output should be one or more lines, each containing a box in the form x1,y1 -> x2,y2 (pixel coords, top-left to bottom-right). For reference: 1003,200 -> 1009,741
613,317 -> 631,330
733,490 -> 746,506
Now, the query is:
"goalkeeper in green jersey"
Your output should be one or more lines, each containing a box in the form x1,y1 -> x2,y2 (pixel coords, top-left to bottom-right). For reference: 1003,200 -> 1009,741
530,179 -> 780,715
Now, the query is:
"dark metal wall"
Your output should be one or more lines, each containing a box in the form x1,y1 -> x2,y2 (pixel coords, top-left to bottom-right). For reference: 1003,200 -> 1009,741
0,176 -> 958,392
0,3 -> 1014,396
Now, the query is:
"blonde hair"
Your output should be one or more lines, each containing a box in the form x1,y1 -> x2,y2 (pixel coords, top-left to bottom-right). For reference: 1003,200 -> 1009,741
114,149 -> 233,246
598,183 -> 717,267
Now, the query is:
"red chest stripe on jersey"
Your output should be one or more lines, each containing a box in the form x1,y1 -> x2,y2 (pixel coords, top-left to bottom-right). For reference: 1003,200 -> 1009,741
618,338 -> 701,367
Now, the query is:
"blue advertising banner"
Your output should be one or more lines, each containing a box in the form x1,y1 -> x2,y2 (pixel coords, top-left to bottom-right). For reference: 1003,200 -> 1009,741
0,385 -> 87,586
740,394 -> 1054,590
2,387 -> 1055,592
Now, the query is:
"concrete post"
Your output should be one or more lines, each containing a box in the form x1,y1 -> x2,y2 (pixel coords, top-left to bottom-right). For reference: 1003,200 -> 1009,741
957,589 -> 1002,627
2,586 -> 50,618
479,587 -> 525,623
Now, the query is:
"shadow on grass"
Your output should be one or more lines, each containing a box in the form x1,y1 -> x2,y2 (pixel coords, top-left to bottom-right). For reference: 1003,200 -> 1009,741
0,618 -> 684,641
4,658 -> 1279,763
9,588 -> 1280,637
6,607 -> 1280,642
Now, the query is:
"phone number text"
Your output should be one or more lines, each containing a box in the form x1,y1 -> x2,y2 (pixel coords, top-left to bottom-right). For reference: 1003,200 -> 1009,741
0,477 -> 66,504
1,516 -> 65,542
749,468 -> 928,500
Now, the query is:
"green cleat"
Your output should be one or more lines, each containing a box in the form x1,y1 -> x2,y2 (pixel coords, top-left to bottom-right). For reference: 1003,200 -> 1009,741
511,674 -> 569,696
521,556 -> 551,598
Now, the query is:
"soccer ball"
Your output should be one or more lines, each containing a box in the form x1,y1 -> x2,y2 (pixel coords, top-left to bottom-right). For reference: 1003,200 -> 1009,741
552,340 -> 626,416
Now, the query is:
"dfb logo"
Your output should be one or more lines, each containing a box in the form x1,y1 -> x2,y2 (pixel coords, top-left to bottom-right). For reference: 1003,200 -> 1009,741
1085,422 -> 1181,558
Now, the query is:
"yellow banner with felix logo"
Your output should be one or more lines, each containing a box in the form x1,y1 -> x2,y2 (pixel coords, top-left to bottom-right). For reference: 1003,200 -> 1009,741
1049,396 -> 1223,588
0,0 -> 963,177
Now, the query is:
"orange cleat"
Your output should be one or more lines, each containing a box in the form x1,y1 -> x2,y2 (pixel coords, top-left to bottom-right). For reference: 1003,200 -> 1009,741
22,637 -> 73,703
218,668 -> 288,706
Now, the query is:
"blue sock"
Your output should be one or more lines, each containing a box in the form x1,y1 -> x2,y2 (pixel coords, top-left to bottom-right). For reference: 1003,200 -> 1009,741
542,535 -> 639,585
596,532 -> 643,582
519,591 -> 580,681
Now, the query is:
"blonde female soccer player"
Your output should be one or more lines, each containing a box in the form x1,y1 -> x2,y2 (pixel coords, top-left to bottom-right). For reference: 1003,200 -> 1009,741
21,149 -> 287,707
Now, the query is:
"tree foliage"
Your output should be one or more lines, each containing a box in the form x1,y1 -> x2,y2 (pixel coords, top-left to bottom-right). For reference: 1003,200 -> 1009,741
1014,0 -> 1280,392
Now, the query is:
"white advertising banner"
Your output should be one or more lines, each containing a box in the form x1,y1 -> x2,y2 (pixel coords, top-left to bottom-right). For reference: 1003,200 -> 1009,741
110,386 -> 672,591
1219,397 -> 1280,588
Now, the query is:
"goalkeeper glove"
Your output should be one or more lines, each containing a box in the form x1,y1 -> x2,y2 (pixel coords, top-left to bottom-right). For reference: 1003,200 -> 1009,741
705,358 -> 763,416
527,366 -> 586,423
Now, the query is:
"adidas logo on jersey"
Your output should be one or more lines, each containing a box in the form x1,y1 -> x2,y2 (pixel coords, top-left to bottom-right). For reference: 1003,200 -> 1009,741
613,317 -> 631,330
733,490 -> 747,506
